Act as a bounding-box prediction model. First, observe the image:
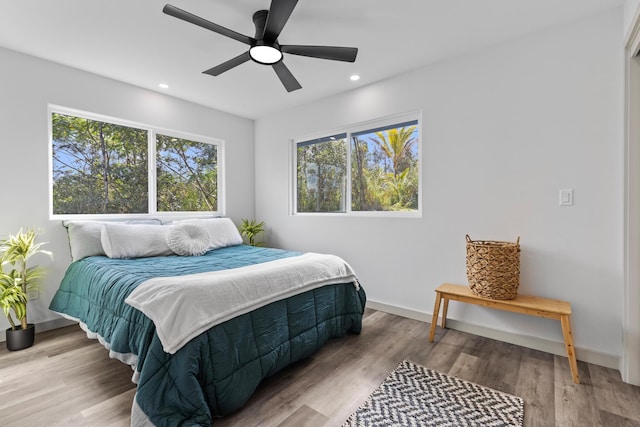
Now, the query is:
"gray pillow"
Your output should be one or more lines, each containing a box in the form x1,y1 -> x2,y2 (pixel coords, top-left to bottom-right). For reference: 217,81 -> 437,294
64,219 -> 161,261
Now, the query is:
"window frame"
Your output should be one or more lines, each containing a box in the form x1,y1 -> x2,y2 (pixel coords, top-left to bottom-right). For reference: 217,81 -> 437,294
291,111 -> 422,218
48,105 -> 225,220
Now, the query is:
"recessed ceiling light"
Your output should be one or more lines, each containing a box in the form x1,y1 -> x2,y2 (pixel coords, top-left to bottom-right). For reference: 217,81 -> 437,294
350,74 -> 360,81
158,83 -> 169,89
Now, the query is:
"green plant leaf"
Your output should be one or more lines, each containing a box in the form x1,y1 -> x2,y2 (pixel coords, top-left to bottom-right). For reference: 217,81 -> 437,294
238,219 -> 266,246
0,227 -> 51,326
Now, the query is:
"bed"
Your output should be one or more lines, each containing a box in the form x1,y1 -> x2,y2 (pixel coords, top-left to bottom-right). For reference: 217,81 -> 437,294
49,219 -> 366,426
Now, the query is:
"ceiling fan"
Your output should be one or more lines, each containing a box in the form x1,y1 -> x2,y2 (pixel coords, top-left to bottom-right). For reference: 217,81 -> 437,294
163,0 -> 358,92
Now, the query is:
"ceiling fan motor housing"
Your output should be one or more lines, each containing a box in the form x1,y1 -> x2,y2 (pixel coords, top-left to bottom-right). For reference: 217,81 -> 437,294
252,10 -> 268,39
250,10 -> 283,65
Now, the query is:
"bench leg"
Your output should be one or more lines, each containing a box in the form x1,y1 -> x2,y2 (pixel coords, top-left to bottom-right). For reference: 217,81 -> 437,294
441,298 -> 449,329
560,314 -> 580,384
429,291 -> 442,342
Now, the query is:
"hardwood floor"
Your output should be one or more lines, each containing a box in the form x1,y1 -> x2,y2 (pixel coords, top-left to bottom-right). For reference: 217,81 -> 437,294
1,309 -> 639,426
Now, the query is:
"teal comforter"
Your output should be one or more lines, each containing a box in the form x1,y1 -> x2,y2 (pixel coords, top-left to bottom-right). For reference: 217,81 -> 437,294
49,245 -> 366,426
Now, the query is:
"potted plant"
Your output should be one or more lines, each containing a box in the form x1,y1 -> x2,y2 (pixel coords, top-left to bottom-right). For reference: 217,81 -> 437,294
0,228 -> 52,351
239,219 -> 266,247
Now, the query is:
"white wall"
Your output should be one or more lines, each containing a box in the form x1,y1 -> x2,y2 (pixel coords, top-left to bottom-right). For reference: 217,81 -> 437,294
0,47 -> 255,336
623,0 -> 640,385
625,0 -> 640,37
255,10 -> 623,361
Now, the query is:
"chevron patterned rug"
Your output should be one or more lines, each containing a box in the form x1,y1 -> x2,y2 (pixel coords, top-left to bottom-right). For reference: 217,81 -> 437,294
343,360 -> 524,427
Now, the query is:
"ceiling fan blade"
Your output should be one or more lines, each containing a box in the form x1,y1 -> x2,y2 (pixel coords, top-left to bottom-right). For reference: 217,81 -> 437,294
272,61 -> 302,92
263,0 -> 298,43
281,45 -> 358,62
203,51 -> 251,76
163,4 -> 255,46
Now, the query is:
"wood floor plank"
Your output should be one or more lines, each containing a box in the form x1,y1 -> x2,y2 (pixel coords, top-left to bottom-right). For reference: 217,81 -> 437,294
278,404 -> 328,427
589,364 -> 640,423
554,355 -> 601,426
447,351 -> 480,382
418,327 -> 471,373
2,313 -> 640,426
82,388 -> 137,427
515,347 -> 555,426
300,353 -> 397,422
598,409 -> 640,427
0,326 -> 89,369
471,338 -> 521,395
0,325 -> 135,427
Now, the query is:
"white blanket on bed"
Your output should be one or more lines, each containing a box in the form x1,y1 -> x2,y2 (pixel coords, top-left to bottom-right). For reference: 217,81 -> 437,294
125,252 -> 359,354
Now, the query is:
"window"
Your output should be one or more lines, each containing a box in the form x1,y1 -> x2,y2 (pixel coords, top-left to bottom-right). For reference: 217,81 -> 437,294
156,134 -> 218,212
294,113 -> 421,216
49,106 -> 223,218
296,133 -> 347,213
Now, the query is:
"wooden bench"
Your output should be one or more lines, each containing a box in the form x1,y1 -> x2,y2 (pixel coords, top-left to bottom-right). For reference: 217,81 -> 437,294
428,283 -> 580,384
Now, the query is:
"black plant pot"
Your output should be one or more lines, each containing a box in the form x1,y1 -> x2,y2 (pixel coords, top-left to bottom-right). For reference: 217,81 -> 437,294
5,323 -> 35,351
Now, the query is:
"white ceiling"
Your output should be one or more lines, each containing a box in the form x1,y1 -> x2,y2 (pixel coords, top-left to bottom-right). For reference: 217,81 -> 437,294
0,0 -> 623,119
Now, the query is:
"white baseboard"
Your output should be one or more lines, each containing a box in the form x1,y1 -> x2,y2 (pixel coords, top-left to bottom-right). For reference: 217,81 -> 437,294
367,300 -> 619,370
0,317 -> 76,343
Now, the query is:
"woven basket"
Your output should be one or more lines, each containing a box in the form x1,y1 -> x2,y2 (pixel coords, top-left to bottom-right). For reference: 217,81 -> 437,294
466,235 -> 521,300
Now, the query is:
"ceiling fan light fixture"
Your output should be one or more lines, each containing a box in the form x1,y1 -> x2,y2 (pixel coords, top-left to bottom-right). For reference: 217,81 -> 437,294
249,45 -> 283,65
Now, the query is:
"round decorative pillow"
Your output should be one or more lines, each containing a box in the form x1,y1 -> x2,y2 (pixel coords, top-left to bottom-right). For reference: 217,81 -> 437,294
166,223 -> 210,256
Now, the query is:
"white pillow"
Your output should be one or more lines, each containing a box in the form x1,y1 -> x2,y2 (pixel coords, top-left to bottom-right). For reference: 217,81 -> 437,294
173,218 -> 242,250
166,223 -> 210,256
101,223 -> 174,259
64,219 -> 161,261
66,221 -> 106,261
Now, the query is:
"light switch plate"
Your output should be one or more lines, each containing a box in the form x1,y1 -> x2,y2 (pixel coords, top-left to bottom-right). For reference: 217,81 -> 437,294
559,189 -> 573,206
